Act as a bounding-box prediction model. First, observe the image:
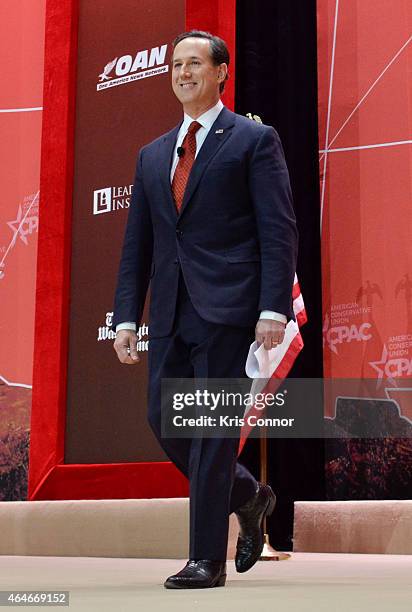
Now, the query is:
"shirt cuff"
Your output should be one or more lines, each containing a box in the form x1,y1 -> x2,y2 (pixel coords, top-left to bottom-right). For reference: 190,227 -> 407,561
116,322 -> 137,332
259,310 -> 287,324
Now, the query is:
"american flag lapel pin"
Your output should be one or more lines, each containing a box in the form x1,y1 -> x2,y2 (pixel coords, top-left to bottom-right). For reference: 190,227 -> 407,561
215,128 -> 224,134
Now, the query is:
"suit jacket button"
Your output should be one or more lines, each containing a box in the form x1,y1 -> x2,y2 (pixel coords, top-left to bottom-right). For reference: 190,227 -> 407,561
176,229 -> 183,238
173,258 -> 178,264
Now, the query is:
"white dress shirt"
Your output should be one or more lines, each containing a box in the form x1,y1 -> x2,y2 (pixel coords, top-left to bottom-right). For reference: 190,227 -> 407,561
116,100 -> 286,332
170,98 -> 225,182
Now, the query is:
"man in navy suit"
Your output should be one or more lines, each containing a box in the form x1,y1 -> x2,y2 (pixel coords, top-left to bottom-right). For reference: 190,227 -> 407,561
113,30 -> 298,589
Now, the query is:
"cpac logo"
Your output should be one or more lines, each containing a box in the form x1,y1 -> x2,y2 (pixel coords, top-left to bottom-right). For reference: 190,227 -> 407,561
323,314 -> 372,354
93,185 -> 133,215
7,193 -> 39,246
97,45 -> 168,91
369,345 -> 412,382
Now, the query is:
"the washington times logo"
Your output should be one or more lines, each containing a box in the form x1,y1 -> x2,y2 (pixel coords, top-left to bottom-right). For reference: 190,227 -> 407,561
97,44 -> 168,91
97,311 -> 149,351
93,185 -> 133,215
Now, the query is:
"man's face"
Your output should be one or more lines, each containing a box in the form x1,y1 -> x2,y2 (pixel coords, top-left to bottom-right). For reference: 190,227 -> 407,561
171,37 -> 226,109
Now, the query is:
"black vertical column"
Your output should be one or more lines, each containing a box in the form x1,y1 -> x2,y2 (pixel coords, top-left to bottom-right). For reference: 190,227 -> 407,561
235,0 -> 325,550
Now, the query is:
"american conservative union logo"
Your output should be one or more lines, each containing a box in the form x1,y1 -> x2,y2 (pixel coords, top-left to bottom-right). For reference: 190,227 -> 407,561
323,307 -> 372,355
97,44 -> 168,91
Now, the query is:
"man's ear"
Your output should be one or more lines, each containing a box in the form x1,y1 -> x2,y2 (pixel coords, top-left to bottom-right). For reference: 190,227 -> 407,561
218,63 -> 228,81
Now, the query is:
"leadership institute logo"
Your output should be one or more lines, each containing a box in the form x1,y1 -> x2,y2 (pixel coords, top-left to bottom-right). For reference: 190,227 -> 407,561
93,185 -> 133,215
97,44 -> 168,91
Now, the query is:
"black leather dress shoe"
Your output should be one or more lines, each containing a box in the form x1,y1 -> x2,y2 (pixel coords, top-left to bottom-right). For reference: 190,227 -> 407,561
235,482 -> 276,573
164,559 -> 227,589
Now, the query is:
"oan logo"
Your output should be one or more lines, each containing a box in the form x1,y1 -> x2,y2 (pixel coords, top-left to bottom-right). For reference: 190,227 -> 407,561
97,44 -> 168,91
93,185 -> 133,215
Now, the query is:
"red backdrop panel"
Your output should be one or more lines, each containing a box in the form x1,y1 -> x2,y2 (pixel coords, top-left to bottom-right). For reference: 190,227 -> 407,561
29,0 -> 237,500
0,1 -> 44,386
0,0 -> 45,501
317,1 -> 412,409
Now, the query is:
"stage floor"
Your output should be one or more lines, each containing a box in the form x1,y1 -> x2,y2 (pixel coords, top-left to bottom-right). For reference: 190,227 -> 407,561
0,553 -> 410,611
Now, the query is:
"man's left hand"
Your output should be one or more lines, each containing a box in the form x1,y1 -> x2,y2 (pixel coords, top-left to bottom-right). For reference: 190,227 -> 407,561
256,319 -> 286,350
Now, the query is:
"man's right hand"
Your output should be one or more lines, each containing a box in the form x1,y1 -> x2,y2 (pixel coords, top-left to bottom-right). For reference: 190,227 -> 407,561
113,329 -> 140,364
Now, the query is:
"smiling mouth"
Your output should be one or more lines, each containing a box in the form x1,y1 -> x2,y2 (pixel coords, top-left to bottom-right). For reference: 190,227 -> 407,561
180,82 -> 197,88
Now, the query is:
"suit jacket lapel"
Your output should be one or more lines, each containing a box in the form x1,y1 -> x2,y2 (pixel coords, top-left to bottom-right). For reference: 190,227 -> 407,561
157,122 -> 182,218
157,107 -> 236,220
179,107 -> 236,218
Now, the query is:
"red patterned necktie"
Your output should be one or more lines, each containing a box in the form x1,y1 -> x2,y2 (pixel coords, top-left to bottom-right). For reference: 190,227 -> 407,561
172,120 -> 202,212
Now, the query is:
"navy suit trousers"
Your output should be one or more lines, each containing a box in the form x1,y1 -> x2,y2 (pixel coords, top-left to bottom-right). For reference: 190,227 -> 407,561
147,271 -> 258,560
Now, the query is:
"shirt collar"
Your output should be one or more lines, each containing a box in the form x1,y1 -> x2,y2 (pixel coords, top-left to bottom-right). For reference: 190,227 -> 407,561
182,99 -> 224,133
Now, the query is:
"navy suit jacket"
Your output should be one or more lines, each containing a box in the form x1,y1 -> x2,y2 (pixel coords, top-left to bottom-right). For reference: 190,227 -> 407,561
113,106 -> 298,338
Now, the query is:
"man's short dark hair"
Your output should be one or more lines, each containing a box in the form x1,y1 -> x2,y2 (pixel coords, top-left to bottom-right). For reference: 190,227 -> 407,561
172,30 -> 229,94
